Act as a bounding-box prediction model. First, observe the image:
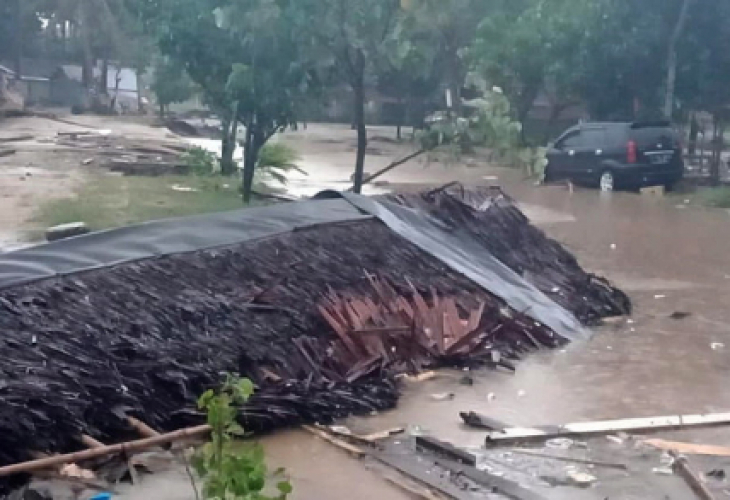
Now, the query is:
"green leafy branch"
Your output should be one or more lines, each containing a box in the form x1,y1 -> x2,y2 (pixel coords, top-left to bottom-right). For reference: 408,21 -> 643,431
193,374 -> 292,500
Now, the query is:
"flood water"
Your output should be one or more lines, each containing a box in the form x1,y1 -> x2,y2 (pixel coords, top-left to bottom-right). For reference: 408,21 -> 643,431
261,180 -> 730,499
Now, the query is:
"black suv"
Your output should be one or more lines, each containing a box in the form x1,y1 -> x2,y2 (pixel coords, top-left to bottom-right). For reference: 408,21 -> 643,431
544,121 -> 684,191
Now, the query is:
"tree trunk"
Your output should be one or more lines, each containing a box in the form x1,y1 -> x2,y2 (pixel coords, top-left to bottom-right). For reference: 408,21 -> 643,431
80,7 -> 94,89
219,102 -> 240,176
241,123 -> 261,204
396,98 -> 404,140
100,59 -> 109,95
351,52 -> 367,194
158,103 -> 164,118
664,0 -> 694,119
688,112 -> 699,156
544,103 -> 565,145
12,0 -> 22,80
709,116 -> 723,186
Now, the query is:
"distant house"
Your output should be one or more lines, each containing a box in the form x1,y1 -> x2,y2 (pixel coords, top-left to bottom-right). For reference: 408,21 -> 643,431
0,62 -> 52,105
0,58 -> 141,111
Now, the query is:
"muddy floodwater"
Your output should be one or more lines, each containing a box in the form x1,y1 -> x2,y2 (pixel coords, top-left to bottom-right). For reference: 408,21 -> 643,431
257,183 -> 730,500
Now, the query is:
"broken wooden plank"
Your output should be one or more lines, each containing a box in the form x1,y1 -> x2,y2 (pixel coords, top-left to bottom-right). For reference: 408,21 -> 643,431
360,427 -> 405,442
383,475 -> 446,500
459,411 -> 510,432
643,439 -> 730,457
415,436 -> 476,467
435,457 -> 549,500
302,425 -> 365,458
0,425 -> 211,477
0,134 -> 33,143
398,371 -> 438,383
0,148 -> 17,158
671,451 -> 716,500
485,412 -> 730,445
510,448 -> 629,471
371,451 -> 469,500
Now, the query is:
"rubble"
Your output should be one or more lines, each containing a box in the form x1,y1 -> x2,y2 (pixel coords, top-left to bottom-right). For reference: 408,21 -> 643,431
0,188 -> 629,491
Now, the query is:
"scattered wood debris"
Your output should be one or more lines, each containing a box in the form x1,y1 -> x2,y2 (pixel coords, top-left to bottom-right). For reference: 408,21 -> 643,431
317,276 -> 550,379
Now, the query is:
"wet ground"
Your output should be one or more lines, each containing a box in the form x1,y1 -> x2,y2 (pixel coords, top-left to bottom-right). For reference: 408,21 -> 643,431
6,122 -> 730,498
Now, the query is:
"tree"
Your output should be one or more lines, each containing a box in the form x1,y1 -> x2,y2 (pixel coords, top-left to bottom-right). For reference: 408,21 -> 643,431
676,0 -> 730,184
150,56 -> 194,117
293,0 -> 403,193
0,0 -> 43,78
664,0 -> 695,118
142,0 -> 315,199
376,35 -> 441,138
403,0 -> 492,117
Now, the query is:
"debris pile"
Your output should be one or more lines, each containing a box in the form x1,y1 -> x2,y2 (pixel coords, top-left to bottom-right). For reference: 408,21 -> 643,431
54,131 -> 189,175
317,276 -> 560,379
0,187 -> 628,490
385,185 -> 631,324
0,217 -> 567,479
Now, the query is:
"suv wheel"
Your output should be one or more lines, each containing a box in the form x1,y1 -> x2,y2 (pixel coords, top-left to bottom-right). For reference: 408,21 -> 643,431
599,171 -> 615,192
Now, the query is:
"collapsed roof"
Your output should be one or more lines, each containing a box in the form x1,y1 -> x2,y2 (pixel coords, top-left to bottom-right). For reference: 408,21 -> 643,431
0,186 -> 628,490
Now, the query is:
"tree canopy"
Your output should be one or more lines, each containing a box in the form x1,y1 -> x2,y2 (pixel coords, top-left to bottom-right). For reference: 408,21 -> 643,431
10,0 -> 730,186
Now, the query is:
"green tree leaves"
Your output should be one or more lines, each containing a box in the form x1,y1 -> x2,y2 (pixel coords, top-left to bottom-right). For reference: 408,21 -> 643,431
195,374 -> 290,500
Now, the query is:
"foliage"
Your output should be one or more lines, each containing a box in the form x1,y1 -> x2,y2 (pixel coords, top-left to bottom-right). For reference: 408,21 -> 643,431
291,0 -> 404,193
194,374 -> 291,500
255,143 -> 303,186
402,0 -> 493,113
151,56 -> 195,114
141,0 -> 315,200
183,146 -> 220,176
415,80 -> 544,177
694,187 -> 730,209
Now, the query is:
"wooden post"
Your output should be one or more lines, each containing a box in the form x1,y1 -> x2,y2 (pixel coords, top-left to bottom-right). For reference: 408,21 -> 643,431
0,425 -> 211,477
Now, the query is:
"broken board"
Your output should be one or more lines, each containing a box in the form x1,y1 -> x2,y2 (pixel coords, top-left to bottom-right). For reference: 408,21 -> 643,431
485,412 -> 730,445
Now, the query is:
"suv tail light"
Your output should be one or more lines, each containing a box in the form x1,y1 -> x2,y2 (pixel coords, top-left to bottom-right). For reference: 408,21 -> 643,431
627,140 -> 638,164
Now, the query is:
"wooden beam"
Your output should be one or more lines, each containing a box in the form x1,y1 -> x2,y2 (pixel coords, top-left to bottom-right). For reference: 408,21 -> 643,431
435,457 -> 549,500
643,438 -> 730,457
415,436 -> 476,466
80,435 -> 105,449
485,412 -> 730,445
510,449 -> 628,471
460,411 -> 510,432
127,416 -> 161,438
302,425 -> 365,458
671,451 -> 716,500
0,425 -> 211,477
371,451 -> 470,500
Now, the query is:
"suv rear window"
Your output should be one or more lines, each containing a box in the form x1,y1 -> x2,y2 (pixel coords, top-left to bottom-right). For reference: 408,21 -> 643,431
631,127 -> 678,148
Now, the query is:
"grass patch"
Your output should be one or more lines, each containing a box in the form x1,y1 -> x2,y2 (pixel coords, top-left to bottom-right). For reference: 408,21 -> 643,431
693,187 -> 730,208
32,174 -> 250,236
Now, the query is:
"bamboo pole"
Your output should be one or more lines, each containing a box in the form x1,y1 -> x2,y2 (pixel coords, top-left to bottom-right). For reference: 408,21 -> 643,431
127,416 -> 161,438
0,425 -> 211,477
80,435 -> 105,449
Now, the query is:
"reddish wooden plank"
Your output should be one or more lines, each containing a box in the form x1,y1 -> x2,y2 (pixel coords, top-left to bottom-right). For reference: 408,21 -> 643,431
318,305 -> 362,358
